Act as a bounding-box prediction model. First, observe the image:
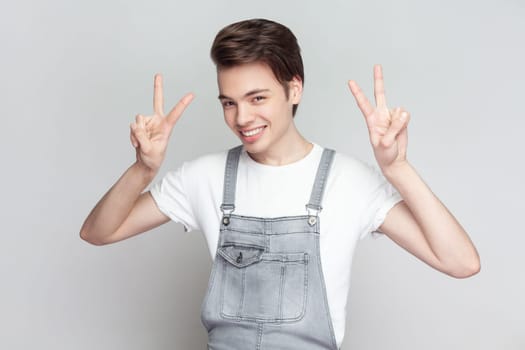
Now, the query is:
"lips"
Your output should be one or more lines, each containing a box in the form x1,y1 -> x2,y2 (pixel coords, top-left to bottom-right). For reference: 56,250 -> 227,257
239,126 -> 266,143
240,126 -> 266,137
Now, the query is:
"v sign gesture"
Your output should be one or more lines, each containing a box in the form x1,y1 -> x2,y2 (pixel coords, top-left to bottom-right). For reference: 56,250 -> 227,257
348,65 -> 410,172
130,74 -> 194,174
346,65 -> 480,278
80,75 -> 194,246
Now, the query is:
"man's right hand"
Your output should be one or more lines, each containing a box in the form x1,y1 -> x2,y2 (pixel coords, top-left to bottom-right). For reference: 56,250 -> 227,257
130,74 -> 194,173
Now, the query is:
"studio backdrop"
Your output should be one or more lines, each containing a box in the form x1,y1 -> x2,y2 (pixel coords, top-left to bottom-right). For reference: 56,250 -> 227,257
1,0 -> 523,349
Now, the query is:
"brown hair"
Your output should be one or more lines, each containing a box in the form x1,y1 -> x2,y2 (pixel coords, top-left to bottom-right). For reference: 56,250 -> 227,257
210,18 -> 304,116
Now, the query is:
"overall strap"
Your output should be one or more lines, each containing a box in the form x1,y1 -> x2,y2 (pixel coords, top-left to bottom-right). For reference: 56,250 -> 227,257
219,144 -> 336,226
305,148 -> 336,223
220,145 -> 243,222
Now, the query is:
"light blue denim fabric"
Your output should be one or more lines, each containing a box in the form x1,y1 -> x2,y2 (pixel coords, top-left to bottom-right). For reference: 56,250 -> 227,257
201,145 -> 339,350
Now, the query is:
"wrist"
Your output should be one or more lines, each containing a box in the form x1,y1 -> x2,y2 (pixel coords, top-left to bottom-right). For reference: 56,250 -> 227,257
381,160 -> 412,182
132,161 -> 157,184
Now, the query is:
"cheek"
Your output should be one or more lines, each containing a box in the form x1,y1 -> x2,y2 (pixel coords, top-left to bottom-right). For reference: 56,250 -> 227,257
223,110 -> 236,127
258,103 -> 284,119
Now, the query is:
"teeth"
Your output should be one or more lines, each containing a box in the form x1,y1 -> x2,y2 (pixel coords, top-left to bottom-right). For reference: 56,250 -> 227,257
241,127 -> 264,137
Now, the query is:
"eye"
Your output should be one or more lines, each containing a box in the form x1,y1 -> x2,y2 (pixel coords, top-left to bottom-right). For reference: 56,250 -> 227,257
221,100 -> 235,108
253,96 -> 265,103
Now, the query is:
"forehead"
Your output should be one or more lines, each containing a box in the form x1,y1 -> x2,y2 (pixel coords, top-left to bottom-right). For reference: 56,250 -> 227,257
217,62 -> 282,97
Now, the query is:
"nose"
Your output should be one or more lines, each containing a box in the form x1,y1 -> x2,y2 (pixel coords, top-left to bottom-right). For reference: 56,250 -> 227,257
235,103 -> 256,127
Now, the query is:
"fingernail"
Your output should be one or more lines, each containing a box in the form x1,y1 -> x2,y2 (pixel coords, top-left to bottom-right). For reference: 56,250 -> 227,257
400,112 -> 408,120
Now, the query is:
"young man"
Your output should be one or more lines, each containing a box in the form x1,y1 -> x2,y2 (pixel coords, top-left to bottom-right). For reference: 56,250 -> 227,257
80,18 -> 480,350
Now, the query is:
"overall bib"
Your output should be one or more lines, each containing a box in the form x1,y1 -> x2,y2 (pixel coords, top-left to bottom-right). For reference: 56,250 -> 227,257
201,145 -> 339,350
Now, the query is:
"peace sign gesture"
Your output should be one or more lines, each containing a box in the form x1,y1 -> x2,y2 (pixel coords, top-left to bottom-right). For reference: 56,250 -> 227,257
348,65 -> 410,172
130,74 -> 194,173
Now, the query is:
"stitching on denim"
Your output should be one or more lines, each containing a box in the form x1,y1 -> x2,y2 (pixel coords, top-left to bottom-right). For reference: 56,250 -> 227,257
200,256 -> 218,331
220,215 -> 322,234
219,255 -> 309,324
278,264 -> 285,321
221,242 -> 266,250
314,236 -> 338,350
305,149 -> 335,236
227,213 -> 313,222
218,246 -> 264,268
301,253 -> 309,322
219,259 -> 227,321
256,323 -> 263,350
239,267 -> 246,318
221,227 -> 318,235
221,145 -> 242,209
222,151 -> 232,206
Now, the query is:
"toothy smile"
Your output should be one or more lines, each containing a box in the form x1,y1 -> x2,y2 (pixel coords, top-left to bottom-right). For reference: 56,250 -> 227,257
240,126 -> 266,137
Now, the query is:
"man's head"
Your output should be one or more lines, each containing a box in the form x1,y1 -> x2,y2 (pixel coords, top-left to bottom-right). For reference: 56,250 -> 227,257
210,18 -> 304,116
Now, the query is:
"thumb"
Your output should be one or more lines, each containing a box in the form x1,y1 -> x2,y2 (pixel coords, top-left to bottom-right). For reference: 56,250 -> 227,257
130,125 -> 139,148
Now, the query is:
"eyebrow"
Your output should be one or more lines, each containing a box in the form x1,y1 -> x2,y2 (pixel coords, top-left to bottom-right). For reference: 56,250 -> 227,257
218,89 -> 270,100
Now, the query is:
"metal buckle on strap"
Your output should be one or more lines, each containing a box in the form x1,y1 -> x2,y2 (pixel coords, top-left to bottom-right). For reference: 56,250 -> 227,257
305,204 -> 322,216
220,204 -> 235,226
305,204 -> 322,226
220,204 -> 235,215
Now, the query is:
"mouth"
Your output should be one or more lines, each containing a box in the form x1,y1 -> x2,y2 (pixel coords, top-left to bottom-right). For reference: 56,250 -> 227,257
239,126 -> 267,142
240,126 -> 266,137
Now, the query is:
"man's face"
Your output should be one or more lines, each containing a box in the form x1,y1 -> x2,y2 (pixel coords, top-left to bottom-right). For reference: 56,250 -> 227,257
217,61 -> 302,158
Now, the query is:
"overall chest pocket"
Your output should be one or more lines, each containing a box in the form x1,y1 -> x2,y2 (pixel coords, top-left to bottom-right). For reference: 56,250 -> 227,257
218,244 -> 309,323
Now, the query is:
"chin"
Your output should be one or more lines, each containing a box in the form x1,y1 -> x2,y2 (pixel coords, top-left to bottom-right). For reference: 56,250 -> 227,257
241,141 -> 267,155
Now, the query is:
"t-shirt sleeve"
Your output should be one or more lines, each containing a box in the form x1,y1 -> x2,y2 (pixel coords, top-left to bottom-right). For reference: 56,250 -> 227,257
358,162 -> 403,240
148,162 -> 200,233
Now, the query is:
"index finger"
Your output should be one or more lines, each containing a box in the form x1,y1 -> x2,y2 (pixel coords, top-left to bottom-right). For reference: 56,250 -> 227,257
348,80 -> 374,117
165,93 -> 195,127
153,73 -> 164,115
373,64 -> 387,108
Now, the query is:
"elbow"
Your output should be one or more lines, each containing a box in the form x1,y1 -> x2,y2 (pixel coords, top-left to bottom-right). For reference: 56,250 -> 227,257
448,256 -> 481,279
79,229 -> 108,246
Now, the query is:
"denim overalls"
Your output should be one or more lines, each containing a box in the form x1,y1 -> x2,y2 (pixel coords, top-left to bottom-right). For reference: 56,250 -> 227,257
201,145 -> 339,350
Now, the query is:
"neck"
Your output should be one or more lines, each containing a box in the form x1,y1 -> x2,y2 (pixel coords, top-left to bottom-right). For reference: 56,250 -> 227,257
247,125 -> 313,166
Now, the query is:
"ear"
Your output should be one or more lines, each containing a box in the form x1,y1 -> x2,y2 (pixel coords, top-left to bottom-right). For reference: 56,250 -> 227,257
289,75 -> 303,104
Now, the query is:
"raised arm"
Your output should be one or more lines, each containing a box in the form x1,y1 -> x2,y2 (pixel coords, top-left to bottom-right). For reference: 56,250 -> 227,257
79,74 -> 194,245
348,65 -> 480,278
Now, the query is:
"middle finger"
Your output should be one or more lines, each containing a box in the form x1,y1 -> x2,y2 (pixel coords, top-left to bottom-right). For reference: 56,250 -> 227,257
153,73 -> 164,116
373,64 -> 387,108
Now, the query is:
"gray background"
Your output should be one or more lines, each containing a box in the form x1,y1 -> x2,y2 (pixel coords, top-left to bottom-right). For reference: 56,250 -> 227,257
1,0 -> 523,348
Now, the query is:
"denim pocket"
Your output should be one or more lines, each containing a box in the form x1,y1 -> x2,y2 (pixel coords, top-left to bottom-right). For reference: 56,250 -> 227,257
218,244 -> 308,323
218,244 -> 264,268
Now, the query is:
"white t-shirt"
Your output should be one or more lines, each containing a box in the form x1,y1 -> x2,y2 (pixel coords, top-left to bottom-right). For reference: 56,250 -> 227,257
149,142 -> 403,348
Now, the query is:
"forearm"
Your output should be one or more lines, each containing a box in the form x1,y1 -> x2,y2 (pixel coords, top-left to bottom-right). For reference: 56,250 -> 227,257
79,161 -> 156,245
383,161 -> 480,273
